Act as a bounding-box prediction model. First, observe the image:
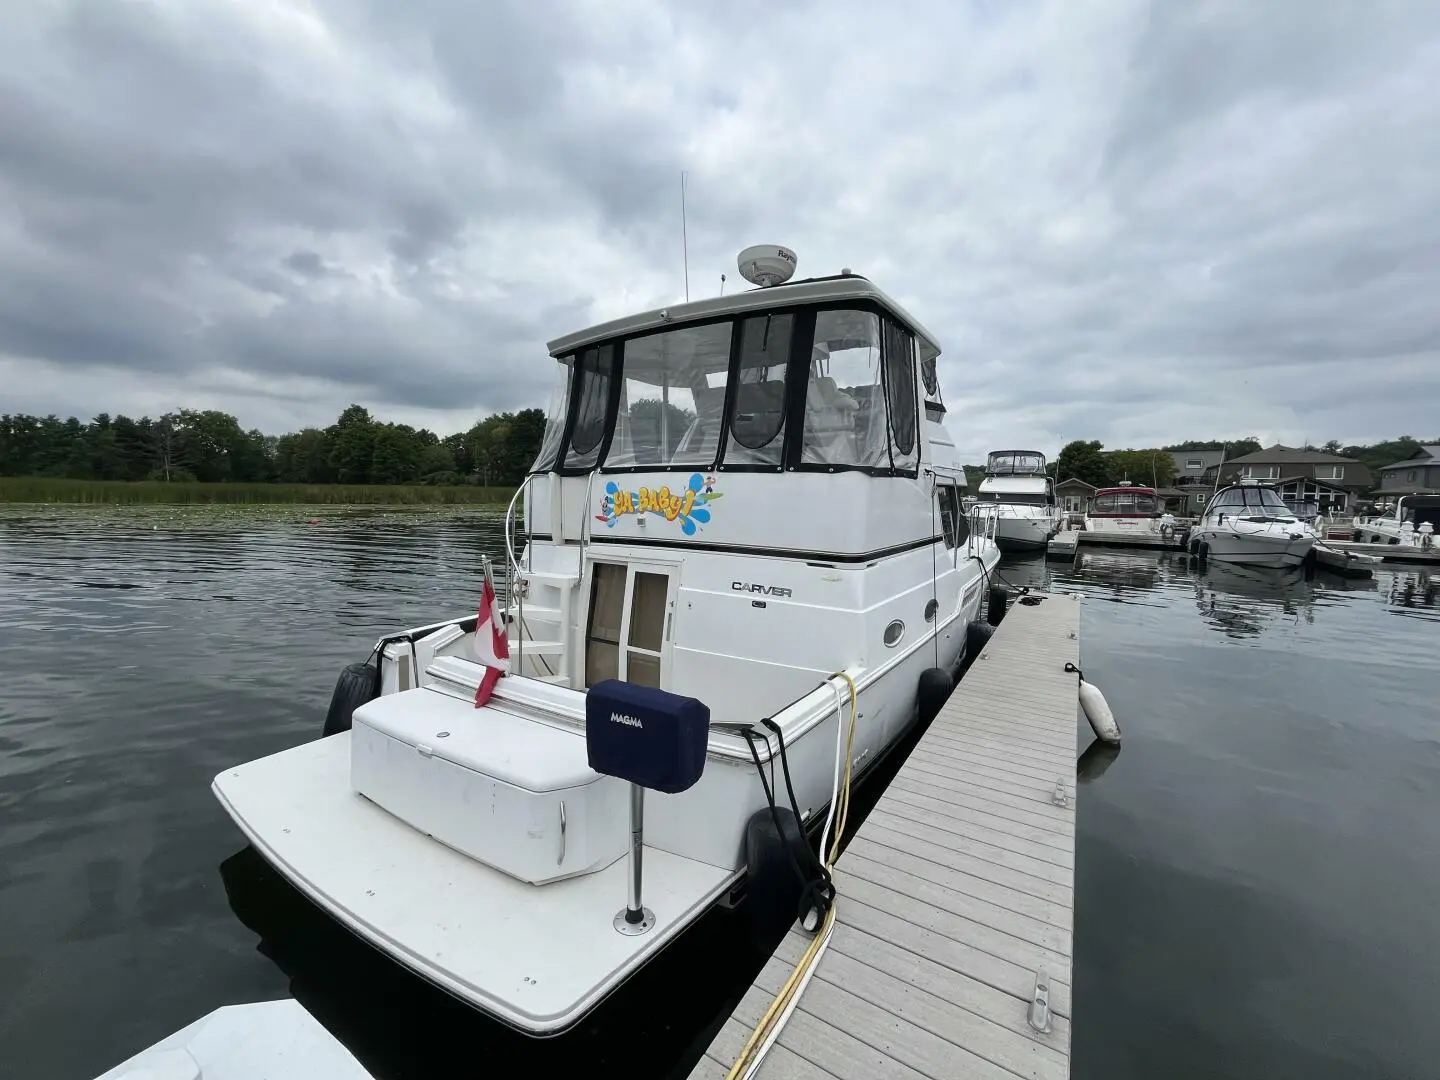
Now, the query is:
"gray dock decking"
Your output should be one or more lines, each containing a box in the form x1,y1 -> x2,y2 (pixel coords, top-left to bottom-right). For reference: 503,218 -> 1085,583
690,591 -> 1081,1080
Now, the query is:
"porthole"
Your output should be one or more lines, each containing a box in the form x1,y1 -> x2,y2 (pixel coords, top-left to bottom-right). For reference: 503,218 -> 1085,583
923,599 -> 938,622
883,619 -> 905,647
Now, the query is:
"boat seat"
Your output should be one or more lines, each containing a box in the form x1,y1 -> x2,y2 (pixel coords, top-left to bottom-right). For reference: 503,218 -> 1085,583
802,375 -> 857,462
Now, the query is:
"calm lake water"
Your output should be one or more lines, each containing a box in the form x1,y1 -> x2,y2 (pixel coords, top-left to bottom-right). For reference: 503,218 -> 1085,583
1,507 -> 1436,1079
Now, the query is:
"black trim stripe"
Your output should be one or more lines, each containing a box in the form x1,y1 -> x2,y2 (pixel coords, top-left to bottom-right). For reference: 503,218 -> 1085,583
585,532 -> 943,564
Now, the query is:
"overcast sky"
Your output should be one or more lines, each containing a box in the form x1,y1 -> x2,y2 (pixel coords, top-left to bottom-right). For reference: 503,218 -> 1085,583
2,1 -> 1437,460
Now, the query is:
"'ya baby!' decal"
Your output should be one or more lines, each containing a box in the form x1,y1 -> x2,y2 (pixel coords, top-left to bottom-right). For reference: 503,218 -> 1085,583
596,473 -> 722,536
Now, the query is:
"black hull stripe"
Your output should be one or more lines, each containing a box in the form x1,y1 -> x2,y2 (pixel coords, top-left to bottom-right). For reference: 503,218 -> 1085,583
584,532 -> 944,564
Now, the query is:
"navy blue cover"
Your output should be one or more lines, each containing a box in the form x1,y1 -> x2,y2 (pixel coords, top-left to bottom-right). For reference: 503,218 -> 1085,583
585,680 -> 710,794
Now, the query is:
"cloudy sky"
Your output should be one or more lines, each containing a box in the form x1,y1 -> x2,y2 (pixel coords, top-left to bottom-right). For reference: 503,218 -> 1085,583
2,0 -> 1437,459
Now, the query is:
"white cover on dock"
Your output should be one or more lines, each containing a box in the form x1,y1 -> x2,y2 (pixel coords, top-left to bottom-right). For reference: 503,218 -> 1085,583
94,999 -> 372,1080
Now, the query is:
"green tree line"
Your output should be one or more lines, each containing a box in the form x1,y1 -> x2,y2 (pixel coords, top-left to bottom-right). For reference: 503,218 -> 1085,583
0,405 -> 546,488
1049,436 -> 1437,490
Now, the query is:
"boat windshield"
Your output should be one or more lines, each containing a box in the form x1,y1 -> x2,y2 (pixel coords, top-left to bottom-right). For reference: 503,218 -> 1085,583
606,322 -> 734,468
531,302 -> 922,476
1209,485 -> 1294,519
986,451 -> 1046,475
1091,490 -> 1161,516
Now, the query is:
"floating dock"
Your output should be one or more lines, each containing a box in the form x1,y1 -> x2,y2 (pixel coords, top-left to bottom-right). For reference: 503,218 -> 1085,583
1045,528 -> 1187,558
690,592 -> 1080,1080
1320,540 -> 1440,565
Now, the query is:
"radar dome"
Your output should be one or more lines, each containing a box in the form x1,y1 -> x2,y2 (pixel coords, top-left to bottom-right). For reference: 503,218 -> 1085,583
737,245 -> 797,288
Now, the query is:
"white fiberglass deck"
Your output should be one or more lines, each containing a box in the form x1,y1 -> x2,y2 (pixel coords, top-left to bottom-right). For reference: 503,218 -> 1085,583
212,734 -> 734,1033
691,591 -> 1080,1079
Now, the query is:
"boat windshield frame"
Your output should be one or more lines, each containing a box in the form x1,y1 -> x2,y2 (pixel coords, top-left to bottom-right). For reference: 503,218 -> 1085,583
529,298 -> 926,479
1090,488 -> 1162,517
1206,484 -> 1297,520
985,450 -> 1047,476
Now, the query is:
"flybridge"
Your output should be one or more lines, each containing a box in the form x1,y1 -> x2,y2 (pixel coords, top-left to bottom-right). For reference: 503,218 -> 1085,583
986,450 -> 1048,477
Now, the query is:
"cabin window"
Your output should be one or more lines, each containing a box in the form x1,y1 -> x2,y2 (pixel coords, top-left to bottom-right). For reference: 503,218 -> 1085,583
605,323 -> 732,469
563,344 -> 615,471
724,313 -> 793,465
882,320 -> 918,470
801,310 -> 891,469
937,483 -> 966,548
1091,491 -> 1162,516
530,356 -> 572,472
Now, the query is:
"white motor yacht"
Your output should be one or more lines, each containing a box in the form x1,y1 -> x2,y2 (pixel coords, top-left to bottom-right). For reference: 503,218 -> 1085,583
969,450 -> 1061,551
211,246 -> 1002,1037
1191,481 -> 1319,568
1083,482 -> 1167,537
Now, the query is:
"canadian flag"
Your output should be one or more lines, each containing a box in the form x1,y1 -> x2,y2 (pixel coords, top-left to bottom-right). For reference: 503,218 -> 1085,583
471,563 -> 510,708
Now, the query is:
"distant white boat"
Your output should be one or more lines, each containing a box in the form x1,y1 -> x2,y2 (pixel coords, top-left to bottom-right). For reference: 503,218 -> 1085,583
212,247 -> 1002,1037
969,450 -> 1061,551
1192,482 -> 1318,568
1352,493 -> 1440,547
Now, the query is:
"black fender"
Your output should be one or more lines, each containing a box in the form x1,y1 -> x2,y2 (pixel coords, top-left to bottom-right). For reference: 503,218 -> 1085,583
986,584 -> 1009,627
917,667 -> 953,725
965,619 -> 996,662
742,807 -> 808,955
322,662 -> 381,737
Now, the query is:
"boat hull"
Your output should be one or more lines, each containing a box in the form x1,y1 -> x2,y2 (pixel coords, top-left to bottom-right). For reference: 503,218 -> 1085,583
993,515 -> 1058,551
1194,528 -> 1316,568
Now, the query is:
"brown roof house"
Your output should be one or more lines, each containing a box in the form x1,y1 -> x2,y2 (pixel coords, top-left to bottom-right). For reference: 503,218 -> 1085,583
1375,445 -> 1440,496
1219,445 -> 1372,515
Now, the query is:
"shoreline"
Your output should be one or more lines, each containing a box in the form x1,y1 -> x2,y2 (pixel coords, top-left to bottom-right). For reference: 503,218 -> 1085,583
0,478 -> 517,507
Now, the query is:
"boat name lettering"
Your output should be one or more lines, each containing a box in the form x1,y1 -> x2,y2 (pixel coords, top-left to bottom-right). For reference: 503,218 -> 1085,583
731,582 -> 792,598
610,712 -> 644,729
598,473 -> 721,537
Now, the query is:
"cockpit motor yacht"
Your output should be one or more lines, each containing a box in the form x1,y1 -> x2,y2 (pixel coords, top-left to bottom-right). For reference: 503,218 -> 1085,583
211,246 -> 1003,1036
969,450 -> 1061,551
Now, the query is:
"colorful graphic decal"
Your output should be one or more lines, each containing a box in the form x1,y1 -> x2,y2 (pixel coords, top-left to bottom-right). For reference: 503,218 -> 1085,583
596,472 -> 722,536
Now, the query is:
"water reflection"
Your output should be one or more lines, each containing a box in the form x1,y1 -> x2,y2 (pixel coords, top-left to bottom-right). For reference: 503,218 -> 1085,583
1386,569 -> 1439,618
1190,561 -> 1316,639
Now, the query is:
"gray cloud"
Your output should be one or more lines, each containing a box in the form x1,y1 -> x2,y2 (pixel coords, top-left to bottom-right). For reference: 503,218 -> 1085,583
1,0 -> 1437,455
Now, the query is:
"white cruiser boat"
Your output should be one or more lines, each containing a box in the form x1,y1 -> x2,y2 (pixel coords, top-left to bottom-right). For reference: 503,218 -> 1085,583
1353,494 -> 1440,548
212,246 -> 1002,1037
969,450 -> 1061,551
1084,482 -> 1170,537
1191,482 -> 1318,568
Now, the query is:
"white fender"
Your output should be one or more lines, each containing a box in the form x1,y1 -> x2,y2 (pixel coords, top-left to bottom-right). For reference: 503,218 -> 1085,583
1079,679 -> 1121,745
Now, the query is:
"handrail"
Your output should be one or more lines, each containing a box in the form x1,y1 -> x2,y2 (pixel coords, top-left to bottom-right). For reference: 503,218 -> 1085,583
576,478 -> 595,584
503,475 -> 533,580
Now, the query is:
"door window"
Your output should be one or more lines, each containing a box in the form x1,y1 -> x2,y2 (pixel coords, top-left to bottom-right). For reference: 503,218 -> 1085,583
584,563 -> 672,688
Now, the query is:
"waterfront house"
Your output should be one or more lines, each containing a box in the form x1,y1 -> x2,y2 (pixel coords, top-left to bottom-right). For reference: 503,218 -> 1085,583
1169,450 -> 1226,513
1375,445 -> 1440,496
1054,477 -> 1097,516
1219,445 -> 1372,516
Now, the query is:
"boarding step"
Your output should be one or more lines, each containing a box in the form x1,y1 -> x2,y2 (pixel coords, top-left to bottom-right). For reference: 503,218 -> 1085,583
513,639 -> 565,655
506,605 -> 563,624
514,570 -> 578,585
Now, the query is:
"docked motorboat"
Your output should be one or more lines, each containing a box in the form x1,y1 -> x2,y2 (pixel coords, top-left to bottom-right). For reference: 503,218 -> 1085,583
969,450 -> 1061,551
1191,482 -> 1319,568
212,246 -> 1002,1037
1352,494 -> 1440,548
1084,482 -> 1176,539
